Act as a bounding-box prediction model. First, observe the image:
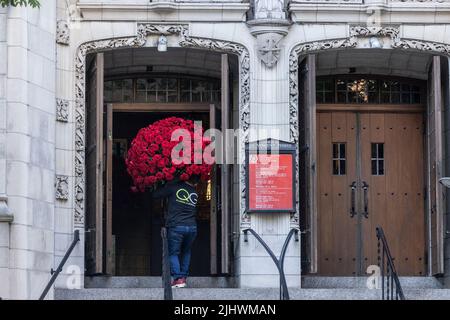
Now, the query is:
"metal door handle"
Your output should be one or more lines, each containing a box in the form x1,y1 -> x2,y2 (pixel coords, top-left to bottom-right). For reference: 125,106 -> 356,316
362,181 -> 369,219
350,181 -> 357,218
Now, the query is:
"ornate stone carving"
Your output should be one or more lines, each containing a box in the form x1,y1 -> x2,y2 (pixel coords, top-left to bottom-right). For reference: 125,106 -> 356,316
393,38 -> 450,55
349,26 -> 400,44
56,98 -> 69,122
74,36 -> 145,227
254,0 -> 286,19
137,23 -> 188,38
257,33 -> 282,68
74,24 -> 251,228
56,175 -> 69,200
56,20 -> 70,45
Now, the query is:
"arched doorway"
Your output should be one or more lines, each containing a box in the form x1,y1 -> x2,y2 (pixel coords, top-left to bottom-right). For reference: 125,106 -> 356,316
297,49 -> 448,277
84,47 -> 240,278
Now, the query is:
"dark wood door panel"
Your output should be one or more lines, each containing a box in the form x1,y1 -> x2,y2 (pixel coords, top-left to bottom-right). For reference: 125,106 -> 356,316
317,111 -> 426,276
317,112 -> 358,275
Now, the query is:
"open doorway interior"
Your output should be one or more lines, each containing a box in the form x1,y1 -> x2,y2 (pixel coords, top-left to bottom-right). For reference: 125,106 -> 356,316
112,111 -> 211,276
85,48 -> 239,279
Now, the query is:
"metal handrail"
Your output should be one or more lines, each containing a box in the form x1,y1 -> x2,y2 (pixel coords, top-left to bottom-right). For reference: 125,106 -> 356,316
243,228 -> 298,300
161,198 -> 173,300
161,226 -> 173,300
376,226 -> 405,300
39,230 -> 80,300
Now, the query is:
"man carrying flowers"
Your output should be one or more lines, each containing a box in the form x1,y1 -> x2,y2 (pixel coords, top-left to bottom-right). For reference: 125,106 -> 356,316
152,175 -> 201,288
126,117 -> 213,288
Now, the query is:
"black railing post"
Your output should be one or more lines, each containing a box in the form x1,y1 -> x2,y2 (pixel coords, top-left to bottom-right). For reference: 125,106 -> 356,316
376,226 -> 405,300
161,226 -> 173,300
243,228 -> 296,300
160,198 -> 173,301
39,230 -> 80,300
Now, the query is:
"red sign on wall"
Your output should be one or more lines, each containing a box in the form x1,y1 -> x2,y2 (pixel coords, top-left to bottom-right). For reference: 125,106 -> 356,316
248,153 -> 294,212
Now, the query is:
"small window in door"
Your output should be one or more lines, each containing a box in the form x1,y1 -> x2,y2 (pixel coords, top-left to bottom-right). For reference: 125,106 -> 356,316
371,143 -> 384,175
332,143 -> 346,175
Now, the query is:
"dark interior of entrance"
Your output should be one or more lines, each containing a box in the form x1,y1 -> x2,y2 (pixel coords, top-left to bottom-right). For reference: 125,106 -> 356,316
112,112 -> 211,276
85,47 -> 239,278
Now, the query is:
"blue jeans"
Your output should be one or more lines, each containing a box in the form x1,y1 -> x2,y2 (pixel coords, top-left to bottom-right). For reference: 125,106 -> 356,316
167,225 -> 197,280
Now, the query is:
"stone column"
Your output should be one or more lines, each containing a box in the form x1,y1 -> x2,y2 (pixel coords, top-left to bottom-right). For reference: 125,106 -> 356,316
4,3 -> 57,299
237,3 -> 301,288
0,8 -> 13,299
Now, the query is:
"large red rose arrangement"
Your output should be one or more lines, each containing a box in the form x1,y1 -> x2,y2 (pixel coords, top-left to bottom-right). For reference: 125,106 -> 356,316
125,117 -> 213,192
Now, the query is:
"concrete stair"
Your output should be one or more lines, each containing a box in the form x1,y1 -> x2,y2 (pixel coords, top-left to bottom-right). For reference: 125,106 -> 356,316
302,276 -> 443,289
84,276 -> 236,288
55,287 -> 450,300
54,276 -> 450,300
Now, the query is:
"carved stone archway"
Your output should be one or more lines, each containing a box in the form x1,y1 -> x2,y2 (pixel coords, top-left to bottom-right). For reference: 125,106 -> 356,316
73,24 -> 251,229
288,25 -> 450,269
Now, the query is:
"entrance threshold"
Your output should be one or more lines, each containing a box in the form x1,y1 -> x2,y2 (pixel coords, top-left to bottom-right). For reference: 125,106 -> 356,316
84,276 -> 236,288
301,276 -> 442,289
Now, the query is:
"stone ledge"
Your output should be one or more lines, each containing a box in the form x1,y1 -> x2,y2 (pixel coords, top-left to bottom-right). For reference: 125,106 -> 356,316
78,2 -> 250,22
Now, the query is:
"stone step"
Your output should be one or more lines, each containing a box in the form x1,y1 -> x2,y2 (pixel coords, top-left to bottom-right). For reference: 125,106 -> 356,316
55,288 -> 450,300
84,276 -> 236,288
302,276 -> 443,289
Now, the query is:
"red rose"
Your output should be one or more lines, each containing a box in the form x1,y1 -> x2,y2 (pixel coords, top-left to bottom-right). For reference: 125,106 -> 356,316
157,159 -> 166,168
126,117 -> 213,192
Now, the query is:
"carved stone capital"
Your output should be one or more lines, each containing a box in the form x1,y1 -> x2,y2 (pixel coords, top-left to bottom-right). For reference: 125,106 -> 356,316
56,20 -> 70,45
56,99 -> 69,122
56,175 -> 69,201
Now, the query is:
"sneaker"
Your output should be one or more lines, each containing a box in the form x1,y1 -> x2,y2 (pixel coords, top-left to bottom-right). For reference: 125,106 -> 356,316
171,278 -> 186,288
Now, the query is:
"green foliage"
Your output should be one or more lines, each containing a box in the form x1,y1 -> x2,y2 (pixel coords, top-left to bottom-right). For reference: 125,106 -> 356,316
0,0 -> 40,8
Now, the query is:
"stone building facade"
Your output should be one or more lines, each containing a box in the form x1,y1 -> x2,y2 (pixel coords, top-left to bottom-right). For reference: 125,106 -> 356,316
1,0 -> 450,299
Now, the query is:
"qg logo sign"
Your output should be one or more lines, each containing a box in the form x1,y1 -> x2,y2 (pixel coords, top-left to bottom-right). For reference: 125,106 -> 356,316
176,188 -> 198,207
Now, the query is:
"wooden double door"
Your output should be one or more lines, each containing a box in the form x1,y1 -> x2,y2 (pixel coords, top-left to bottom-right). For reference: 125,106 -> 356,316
317,111 -> 426,276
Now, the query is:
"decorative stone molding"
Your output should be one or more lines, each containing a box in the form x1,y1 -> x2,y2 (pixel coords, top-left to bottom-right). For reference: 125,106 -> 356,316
56,20 -> 70,45
0,196 -> 13,223
56,175 -> 69,200
256,33 -> 282,68
74,24 -> 251,228
393,38 -> 450,55
56,98 -> 69,122
350,26 -> 400,41
137,24 -> 188,38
